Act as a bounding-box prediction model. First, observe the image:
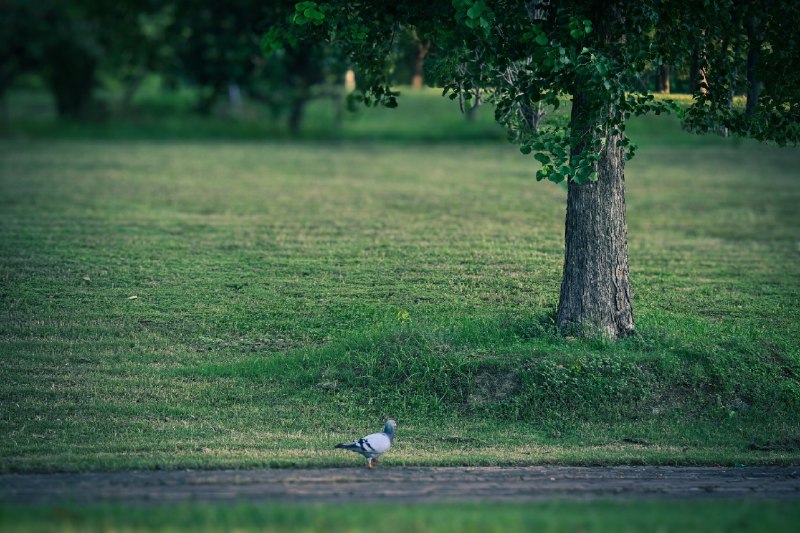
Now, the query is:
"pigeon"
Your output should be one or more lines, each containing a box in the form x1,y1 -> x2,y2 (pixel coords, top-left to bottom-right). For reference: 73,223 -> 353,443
334,419 -> 396,468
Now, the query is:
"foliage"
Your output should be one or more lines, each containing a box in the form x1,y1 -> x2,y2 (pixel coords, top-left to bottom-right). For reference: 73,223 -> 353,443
165,0 -> 266,113
266,1 -> 800,184
0,0 -> 106,118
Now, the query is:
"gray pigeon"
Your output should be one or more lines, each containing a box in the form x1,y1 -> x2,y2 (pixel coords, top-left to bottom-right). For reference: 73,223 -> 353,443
334,419 -> 396,468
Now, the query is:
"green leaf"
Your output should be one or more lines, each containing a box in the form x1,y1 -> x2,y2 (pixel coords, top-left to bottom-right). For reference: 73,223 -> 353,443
535,33 -> 548,46
536,166 -> 550,181
534,152 -> 550,164
520,145 -> 532,155
467,1 -> 485,19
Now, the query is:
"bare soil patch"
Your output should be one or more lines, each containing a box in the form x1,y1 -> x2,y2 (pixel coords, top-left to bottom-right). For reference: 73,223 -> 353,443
2,466 -> 798,504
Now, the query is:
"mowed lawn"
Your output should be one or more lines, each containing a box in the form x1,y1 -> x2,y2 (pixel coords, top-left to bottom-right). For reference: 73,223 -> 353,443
3,500 -> 800,533
1,113 -> 799,472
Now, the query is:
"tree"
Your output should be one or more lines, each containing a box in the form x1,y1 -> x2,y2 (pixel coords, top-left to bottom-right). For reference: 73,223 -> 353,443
0,0 -> 102,119
267,0 -> 800,338
167,0 -> 265,115
0,0 -> 42,122
256,38 -> 347,134
1,0 -> 170,120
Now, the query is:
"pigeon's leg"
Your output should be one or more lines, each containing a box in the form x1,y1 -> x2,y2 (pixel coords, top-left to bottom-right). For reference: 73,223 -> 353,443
372,457 -> 380,464
367,457 -> 374,469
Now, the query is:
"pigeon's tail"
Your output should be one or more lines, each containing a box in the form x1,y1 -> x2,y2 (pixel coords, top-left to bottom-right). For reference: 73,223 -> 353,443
334,443 -> 351,449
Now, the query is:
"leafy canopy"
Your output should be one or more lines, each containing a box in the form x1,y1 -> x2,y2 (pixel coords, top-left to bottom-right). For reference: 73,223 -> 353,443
265,1 -> 800,184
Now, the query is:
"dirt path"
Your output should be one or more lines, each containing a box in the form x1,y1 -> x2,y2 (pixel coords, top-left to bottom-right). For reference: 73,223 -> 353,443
2,466 -> 799,504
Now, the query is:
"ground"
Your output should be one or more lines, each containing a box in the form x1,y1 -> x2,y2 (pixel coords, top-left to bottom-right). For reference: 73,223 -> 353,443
3,466 -> 799,504
1,88 -> 799,532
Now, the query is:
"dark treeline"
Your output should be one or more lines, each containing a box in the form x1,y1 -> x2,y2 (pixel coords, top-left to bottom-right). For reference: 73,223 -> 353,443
1,0 -> 709,133
2,0 -> 346,132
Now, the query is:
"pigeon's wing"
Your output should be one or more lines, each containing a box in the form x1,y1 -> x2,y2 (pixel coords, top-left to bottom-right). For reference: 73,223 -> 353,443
360,432 -> 391,454
335,432 -> 391,456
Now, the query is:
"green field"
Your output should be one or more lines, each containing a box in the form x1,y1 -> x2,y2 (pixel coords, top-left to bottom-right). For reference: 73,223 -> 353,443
2,500 -> 799,533
1,91 -> 799,472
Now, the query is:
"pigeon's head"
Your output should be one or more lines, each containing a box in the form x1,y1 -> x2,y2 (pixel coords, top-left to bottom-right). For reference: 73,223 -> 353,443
384,419 -> 397,436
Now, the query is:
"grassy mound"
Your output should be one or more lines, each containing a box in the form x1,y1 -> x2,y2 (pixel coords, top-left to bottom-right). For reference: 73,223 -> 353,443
191,314 -> 798,431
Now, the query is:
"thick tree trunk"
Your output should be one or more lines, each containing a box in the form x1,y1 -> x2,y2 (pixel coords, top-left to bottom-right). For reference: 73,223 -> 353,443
556,94 -> 634,338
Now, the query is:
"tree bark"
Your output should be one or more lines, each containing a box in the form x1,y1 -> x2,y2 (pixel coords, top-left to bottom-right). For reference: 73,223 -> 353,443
556,94 -> 634,338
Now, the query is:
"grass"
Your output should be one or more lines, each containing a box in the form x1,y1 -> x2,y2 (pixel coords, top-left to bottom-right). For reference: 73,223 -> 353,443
2,500 -> 799,533
3,85 -> 505,141
1,90 -> 799,472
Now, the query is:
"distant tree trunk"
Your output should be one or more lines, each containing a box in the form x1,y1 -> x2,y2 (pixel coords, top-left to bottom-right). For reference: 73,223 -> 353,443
465,88 -> 483,122
556,92 -> 634,338
527,101 -> 546,133
0,73 -> 11,127
195,86 -> 221,116
744,12 -> 763,115
332,73 -> 345,129
344,69 -> 356,92
47,43 -> 97,119
719,36 -> 734,137
690,48 -> 701,92
411,40 -> 431,89
465,100 -> 479,121
121,78 -> 141,112
228,83 -> 242,111
658,64 -> 670,93
0,93 -> 8,128
287,96 -> 308,135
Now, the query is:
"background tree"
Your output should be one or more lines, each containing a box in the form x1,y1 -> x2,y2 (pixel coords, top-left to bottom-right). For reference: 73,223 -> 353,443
101,1 -> 177,111
1,0 -> 170,120
167,0 -> 265,115
0,0 -> 103,119
0,0 -> 43,122
267,0 -> 800,338
255,38 -> 348,134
